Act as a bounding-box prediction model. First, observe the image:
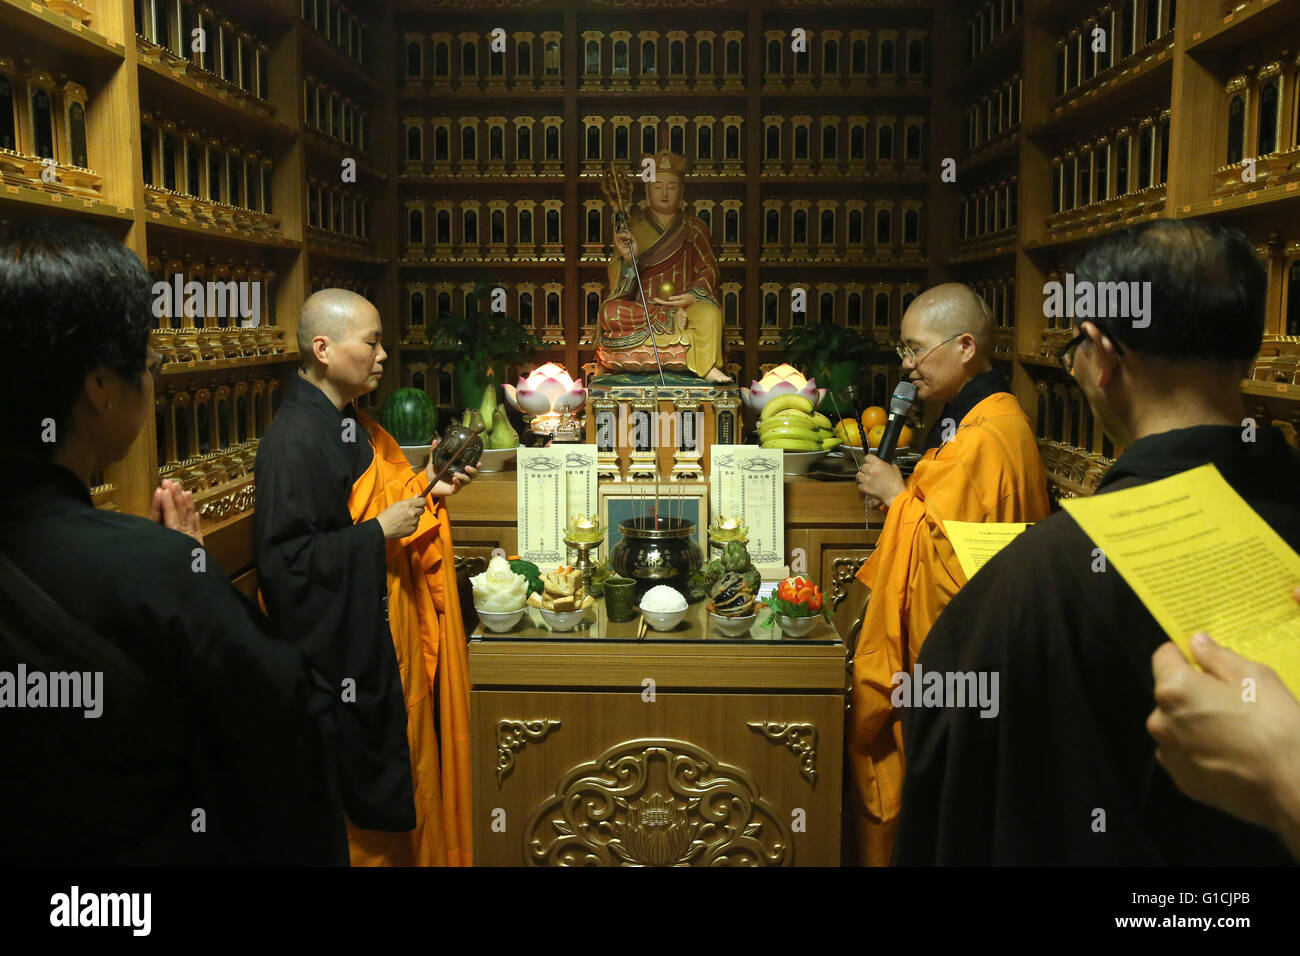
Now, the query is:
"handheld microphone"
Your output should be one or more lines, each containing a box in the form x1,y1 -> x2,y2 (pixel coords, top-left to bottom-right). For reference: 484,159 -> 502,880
875,381 -> 918,463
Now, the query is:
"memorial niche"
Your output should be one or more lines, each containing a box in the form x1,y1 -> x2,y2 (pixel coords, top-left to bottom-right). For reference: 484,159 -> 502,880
1258,75 -> 1280,157
1288,262 -> 1300,336
1227,91 -> 1245,166
0,76 -> 14,152
31,88 -> 54,160
67,102 -> 88,168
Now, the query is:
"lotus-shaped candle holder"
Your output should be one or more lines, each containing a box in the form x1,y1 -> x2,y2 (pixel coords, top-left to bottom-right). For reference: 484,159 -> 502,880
707,514 -> 749,543
565,514 -> 604,544
740,363 -> 826,413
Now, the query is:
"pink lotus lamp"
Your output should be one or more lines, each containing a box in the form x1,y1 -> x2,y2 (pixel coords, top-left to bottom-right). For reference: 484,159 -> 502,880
504,362 -> 587,436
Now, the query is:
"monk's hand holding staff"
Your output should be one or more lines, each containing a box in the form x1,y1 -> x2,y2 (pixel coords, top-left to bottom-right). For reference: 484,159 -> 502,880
856,454 -> 906,511
150,477 -> 204,546
614,230 -> 637,264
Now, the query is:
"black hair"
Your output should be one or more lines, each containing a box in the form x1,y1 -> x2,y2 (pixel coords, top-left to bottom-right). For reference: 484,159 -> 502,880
0,218 -> 153,458
1070,218 -> 1266,363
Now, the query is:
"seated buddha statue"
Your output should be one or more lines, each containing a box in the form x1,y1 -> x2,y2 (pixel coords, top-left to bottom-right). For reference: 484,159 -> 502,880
596,149 -> 731,383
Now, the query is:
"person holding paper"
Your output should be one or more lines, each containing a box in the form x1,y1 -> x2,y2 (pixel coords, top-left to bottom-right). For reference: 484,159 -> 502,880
1148,595 -> 1300,861
847,283 -> 1050,866
894,219 -> 1300,865
255,289 -> 477,866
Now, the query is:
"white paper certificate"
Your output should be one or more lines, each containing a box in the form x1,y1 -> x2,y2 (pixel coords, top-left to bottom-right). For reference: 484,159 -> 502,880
710,446 -> 784,565
517,445 -> 597,566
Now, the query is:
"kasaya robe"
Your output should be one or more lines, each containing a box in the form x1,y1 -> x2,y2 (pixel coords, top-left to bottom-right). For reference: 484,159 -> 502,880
0,455 -> 347,865
895,425 -> 1300,865
597,204 -> 723,378
255,374 -> 472,866
345,411 -> 473,867
848,370 -> 1050,866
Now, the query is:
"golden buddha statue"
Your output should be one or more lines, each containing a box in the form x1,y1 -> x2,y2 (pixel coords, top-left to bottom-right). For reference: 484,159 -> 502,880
596,149 -> 730,382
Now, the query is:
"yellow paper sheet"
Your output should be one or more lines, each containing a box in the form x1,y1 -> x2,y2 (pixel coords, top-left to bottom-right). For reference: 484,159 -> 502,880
1061,463 -> 1300,696
943,521 -> 1030,581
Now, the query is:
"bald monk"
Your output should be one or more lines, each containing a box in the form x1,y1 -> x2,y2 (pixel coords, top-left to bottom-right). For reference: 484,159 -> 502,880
848,283 -> 1050,865
255,289 -> 477,866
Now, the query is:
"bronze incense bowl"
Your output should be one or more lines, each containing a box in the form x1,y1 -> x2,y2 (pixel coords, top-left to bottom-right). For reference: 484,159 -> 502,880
610,516 -> 704,603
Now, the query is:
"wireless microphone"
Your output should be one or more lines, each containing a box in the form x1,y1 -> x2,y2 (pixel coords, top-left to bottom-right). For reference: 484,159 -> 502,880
875,381 -> 918,463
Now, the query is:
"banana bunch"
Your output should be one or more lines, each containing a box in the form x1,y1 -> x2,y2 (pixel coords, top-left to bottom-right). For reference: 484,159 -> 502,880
757,395 -> 841,452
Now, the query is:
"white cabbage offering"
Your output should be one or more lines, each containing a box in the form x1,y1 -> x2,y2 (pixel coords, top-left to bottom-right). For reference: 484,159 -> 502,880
471,555 -> 528,612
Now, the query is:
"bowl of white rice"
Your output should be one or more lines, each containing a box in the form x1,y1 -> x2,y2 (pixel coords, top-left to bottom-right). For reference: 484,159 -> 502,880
638,585 -> 688,631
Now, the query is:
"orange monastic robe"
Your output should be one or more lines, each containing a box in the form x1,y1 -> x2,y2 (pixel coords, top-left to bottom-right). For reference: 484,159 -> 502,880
848,391 -> 1049,866
344,413 -> 473,867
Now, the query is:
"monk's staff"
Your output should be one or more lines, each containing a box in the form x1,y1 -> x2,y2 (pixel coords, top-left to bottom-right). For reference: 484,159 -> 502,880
821,387 -> 865,472
604,165 -> 668,390
623,230 -> 668,389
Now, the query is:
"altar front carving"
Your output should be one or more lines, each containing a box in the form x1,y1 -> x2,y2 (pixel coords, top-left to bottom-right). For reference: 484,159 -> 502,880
524,738 -> 792,867
468,610 -> 847,867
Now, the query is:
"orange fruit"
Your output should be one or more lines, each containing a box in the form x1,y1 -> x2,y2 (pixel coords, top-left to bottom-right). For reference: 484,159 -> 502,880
861,406 -> 887,431
866,424 -> 914,451
834,419 -> 863,447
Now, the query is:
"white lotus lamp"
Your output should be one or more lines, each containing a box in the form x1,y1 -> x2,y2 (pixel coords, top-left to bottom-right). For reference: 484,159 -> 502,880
740,363 -> 826,412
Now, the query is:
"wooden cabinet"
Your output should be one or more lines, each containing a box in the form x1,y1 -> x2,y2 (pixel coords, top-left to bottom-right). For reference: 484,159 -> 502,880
469,610 -> 846,866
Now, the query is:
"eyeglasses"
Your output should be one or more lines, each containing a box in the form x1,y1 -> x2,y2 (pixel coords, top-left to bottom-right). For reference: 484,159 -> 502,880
1056,328 -> 1125,373
896,333 -> 964,365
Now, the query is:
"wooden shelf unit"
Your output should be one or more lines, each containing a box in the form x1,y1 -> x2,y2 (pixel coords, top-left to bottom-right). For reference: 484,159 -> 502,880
936,0 -> 1300,497
0,0 -> 397,584
390,0 -> 944,398
0,0 -> 126,59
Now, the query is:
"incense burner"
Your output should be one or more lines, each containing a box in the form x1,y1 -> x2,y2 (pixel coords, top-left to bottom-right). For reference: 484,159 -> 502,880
432,423 -> 484,479
611,516 -> 704,602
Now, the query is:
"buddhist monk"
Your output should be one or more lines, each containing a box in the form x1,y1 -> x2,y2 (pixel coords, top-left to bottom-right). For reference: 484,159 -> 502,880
848,282 -> 1050,866
894,220 -> 1300,865
255,289 -> 477,866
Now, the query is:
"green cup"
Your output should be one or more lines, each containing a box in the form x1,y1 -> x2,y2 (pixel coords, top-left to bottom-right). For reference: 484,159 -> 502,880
603,576 -> 637,623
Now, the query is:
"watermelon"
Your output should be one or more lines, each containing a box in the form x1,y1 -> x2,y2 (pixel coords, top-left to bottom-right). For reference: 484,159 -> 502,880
381,388 -> 436,445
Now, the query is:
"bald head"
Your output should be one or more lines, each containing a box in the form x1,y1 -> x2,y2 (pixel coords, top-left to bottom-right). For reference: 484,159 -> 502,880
297,288 -> 378,359
904,282 -> 994,353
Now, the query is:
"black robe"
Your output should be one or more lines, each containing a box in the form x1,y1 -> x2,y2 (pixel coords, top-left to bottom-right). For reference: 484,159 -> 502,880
0,456 -> 347,865
254,374 -> 415,832
894,424 -> 1300,865
920,368 -> 1011,453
